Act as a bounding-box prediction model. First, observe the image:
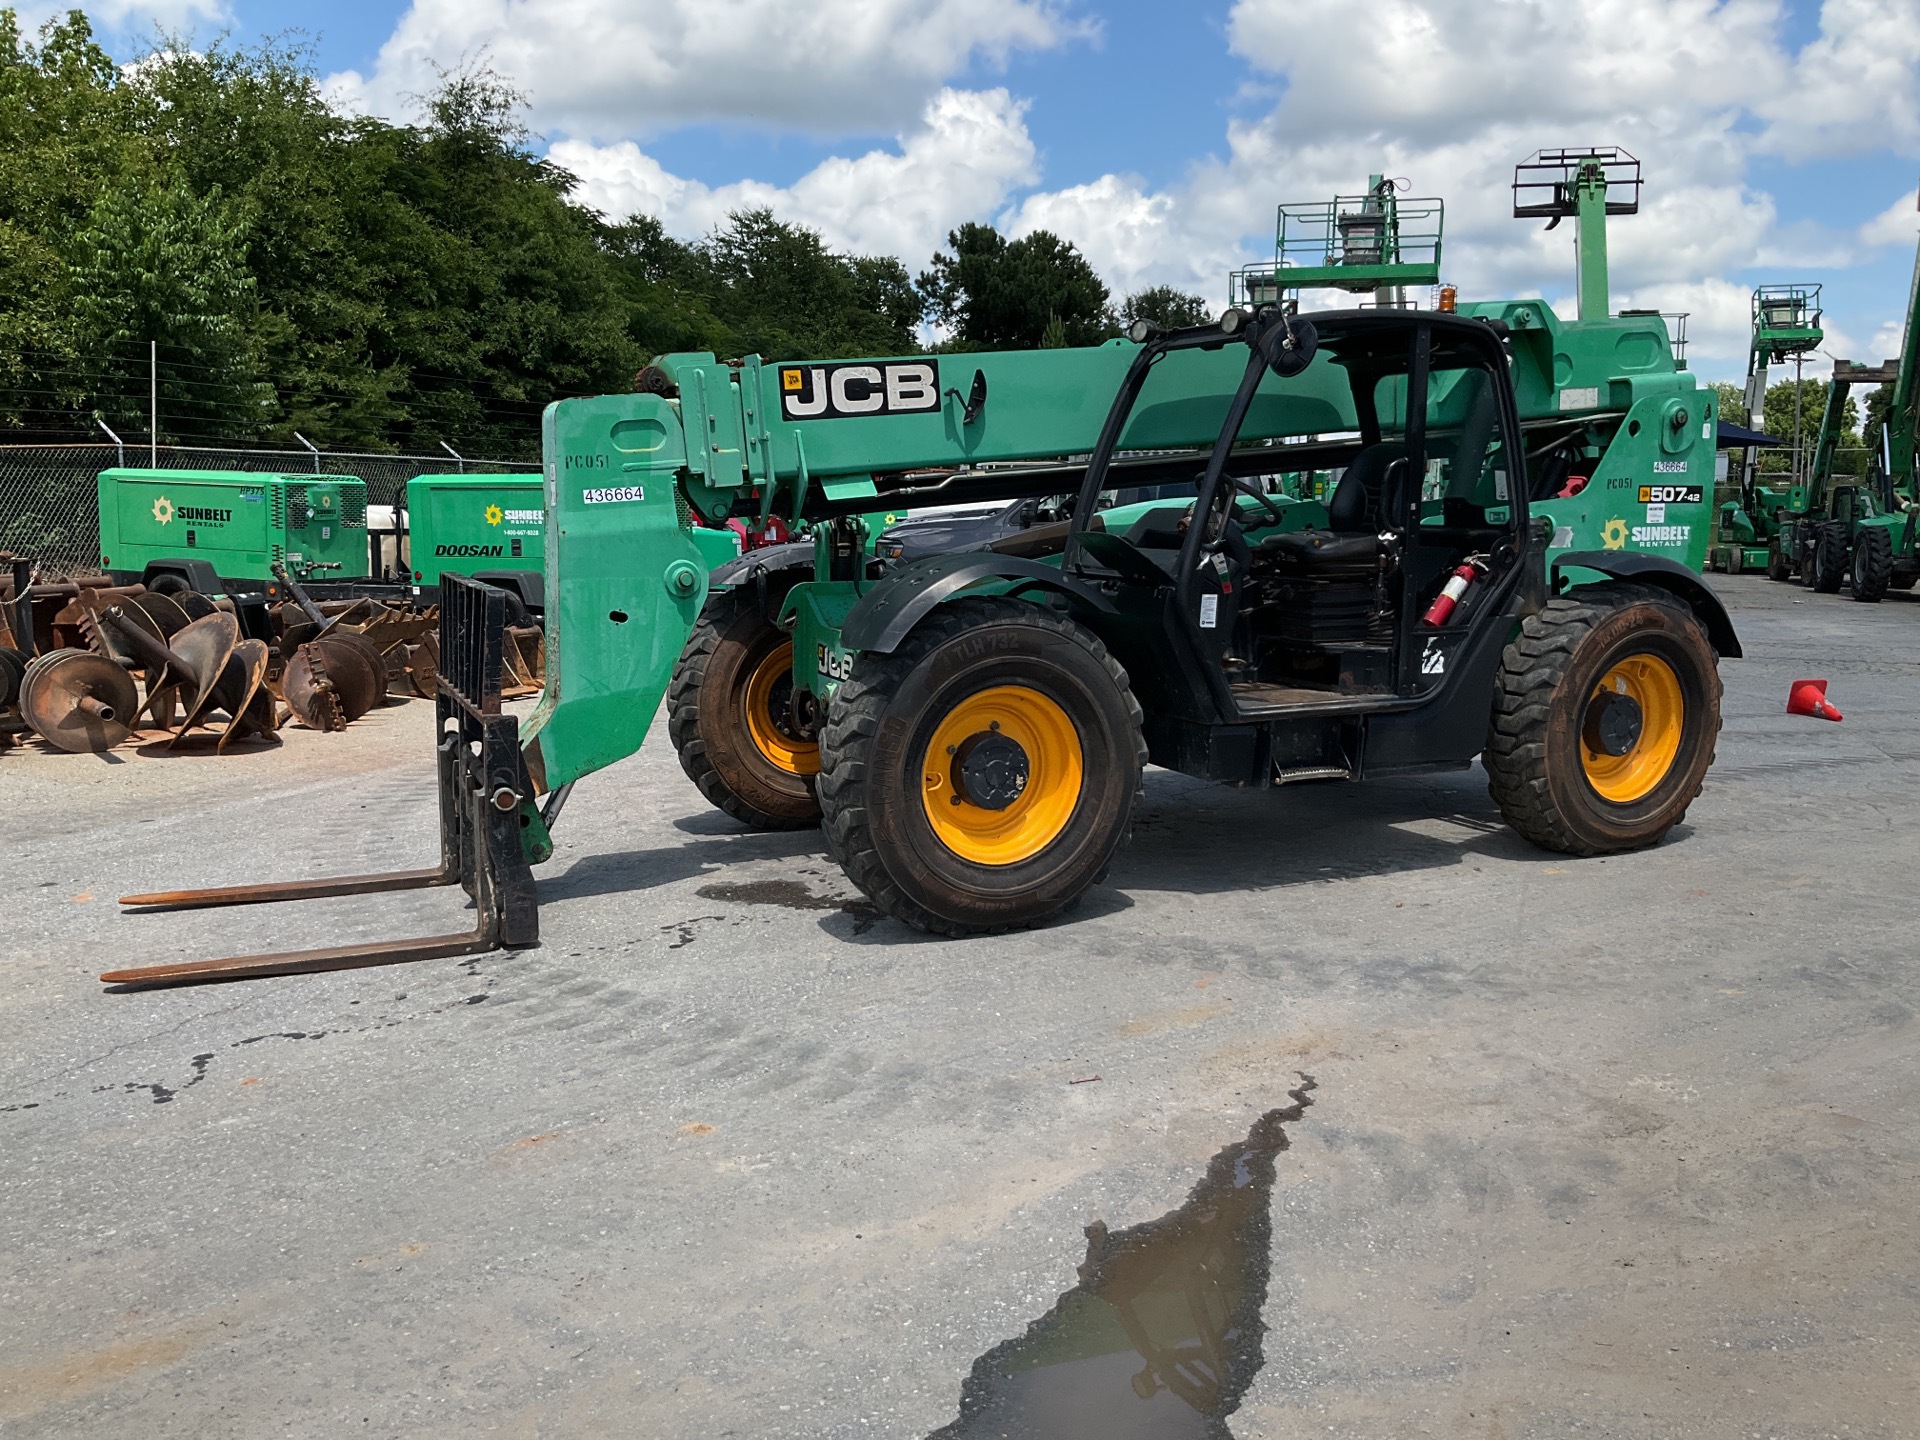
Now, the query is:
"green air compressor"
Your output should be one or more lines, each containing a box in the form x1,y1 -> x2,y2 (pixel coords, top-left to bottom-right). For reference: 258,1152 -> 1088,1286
98,469 -> 368,594
402,473 -> 738,613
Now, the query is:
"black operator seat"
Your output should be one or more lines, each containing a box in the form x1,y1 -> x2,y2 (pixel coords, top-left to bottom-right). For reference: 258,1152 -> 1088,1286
1326,441 -> 1410,533
1259,441 -> 1409,571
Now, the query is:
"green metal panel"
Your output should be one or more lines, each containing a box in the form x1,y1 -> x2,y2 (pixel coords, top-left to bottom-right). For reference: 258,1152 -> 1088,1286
1536,388 -> 1716,573
689,525 -> 742,569
97,468 -> 369,583
403,473 -> 545,585
519,395 -> 709,795
781,581 -> 862,703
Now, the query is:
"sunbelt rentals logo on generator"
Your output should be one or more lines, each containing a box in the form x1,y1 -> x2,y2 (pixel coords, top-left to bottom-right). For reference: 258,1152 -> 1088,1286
150,495 -> 231,526
485,503 -> 542,527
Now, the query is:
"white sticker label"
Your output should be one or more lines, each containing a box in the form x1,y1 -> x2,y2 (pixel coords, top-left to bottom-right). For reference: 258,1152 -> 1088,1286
1198,594 -> 1219,629
1652,459 -> 1689,474
1559,387 -> 1600,411
1421,638 -> 1446,675
1646,502 -> 1667,524
582,486 -> 645,505
1550,525 -> 1575,549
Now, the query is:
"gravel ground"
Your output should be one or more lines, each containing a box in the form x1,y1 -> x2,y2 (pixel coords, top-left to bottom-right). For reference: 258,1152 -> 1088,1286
3,574 -> 1917,1439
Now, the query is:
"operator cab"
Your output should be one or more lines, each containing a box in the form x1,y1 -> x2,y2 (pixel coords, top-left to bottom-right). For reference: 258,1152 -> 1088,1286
1065,309 -> 1529,718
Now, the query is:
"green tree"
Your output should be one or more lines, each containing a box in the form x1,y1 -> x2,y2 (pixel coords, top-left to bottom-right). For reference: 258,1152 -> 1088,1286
919,223 -> 1114,350
700,208 -> 919,359
68,174 -> 264,440
1708,381 -> 1746,427
0,12 -> 932,459
1122,285 -> 1213,331
1760,378 -> 1859,475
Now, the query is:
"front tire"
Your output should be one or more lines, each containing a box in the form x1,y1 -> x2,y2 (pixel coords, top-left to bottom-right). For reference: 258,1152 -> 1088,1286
817,596 -> 1145,936
1766,536 -> 1793,582
667,585 -> 822,830
1850,525 -> 1892,602
1484,584 -> 1721,856
1810,523 -> 1847,594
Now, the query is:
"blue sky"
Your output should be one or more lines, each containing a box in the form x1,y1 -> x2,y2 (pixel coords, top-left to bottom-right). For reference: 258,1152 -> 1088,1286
59,0 -> 1920,386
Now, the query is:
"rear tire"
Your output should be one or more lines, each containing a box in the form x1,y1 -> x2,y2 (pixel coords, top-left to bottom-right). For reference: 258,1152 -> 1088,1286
1810,523 -> 1847,594
817,596 -> 1145,936
667,585 -> 822,830
1766,536 -> 1793,582
1850,525 -> 1892,602
1484,583 -> 1721,856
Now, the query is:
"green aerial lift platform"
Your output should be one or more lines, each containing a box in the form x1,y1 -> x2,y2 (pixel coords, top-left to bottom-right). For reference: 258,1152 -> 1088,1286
107,147 -> 1746,988
1709,286 -> 1822,574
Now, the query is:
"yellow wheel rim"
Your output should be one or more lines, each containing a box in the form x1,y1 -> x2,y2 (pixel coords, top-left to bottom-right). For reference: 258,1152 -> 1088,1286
921,685 -> 1084,866
1580,653 -> 1684,804
742,641 -> 818,775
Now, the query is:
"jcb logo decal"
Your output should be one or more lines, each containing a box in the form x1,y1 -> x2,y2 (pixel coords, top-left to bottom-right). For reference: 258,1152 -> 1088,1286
780,361 -> 940,421
816,643 -> 854,681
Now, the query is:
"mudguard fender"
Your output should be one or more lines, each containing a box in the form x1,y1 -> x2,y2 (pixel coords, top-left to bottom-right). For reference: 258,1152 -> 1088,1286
840,552 -> 1116,654
1554,550 -> 1742,658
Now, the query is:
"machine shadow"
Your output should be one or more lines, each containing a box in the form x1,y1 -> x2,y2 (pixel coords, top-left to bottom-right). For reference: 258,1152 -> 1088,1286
539,823 -> 828,906
814,764 -> 1568,946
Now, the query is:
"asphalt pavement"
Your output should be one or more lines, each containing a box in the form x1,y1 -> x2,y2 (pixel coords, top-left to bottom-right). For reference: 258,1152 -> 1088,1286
3,574 -> 1917,1438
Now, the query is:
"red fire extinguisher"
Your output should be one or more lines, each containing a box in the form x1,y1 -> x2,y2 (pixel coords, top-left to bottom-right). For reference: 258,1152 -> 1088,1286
1422,555 -> 1489,626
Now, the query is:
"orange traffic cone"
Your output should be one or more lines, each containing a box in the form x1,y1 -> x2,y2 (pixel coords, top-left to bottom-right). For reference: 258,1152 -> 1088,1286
1786,678 -> 1842,722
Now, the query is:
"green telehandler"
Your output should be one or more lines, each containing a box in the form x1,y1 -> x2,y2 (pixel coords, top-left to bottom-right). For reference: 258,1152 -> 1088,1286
1772,223 -> 1920,599
104,148 -> 1741,987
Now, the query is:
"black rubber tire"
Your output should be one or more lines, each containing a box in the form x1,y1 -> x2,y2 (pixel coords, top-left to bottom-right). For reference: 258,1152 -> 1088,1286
666,584 -> 821,830
1766,536 -> 1793,582
816,595 -> 1145,936
1810,523 -> 1847,594
1850,525 -> 1892,602
1483,583 -> 1721,857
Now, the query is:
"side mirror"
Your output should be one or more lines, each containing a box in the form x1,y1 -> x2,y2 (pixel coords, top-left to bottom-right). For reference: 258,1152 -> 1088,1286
1261,316 -> 1319,378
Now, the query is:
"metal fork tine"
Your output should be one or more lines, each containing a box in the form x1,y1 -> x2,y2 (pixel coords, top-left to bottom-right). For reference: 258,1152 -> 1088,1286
119,866 -> 454,912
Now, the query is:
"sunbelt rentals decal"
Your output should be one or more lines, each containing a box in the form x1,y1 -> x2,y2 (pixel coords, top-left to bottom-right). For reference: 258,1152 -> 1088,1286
150,495 -> 231,526
1603,516 -> 1690,550
485,503 -> 543,527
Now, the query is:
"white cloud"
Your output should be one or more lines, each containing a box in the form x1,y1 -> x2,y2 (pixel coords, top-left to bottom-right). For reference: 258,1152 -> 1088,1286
16,0 -> 227,31
1755,0 -> 1920,160
326,0 -> 1087,142
1861,188 -> 1920,247
556,88 -> 1039,263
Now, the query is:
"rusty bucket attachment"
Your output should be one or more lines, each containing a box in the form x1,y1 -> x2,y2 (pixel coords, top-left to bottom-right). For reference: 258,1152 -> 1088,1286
18,648 -> 140,752
103,575 -> 539,988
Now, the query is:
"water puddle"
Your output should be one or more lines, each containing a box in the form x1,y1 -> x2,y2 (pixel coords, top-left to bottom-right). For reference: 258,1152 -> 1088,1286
696,879 -> 846,911
929,1078 -> 1315,1439
695,879 -> 881,933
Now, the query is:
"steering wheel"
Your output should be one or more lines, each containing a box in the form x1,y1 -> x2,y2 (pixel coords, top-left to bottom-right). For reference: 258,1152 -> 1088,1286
1229,475 -> 1290,529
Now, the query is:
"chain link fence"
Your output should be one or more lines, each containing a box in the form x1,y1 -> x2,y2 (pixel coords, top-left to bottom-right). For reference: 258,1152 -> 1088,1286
0,442 -> 525,578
